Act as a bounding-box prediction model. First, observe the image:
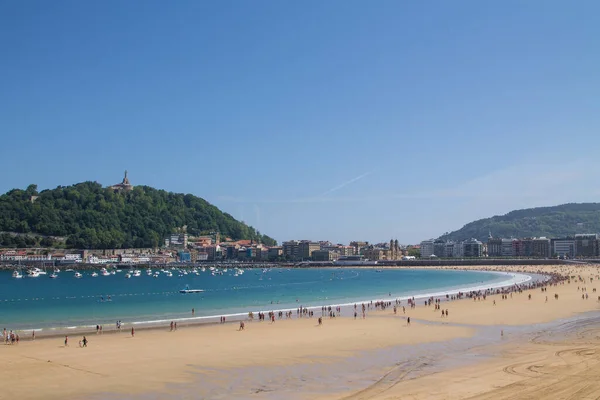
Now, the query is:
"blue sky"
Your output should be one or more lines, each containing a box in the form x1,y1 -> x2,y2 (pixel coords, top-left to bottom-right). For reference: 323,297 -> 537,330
1,1 -> 599,245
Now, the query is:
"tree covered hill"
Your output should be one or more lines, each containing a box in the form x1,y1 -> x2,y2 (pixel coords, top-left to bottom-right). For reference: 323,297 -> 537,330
437,203 -> 600,242
0,182 -> 276,249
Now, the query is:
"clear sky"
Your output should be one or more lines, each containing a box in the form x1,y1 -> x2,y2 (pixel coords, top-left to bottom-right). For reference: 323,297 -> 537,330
1,1 -> 599,245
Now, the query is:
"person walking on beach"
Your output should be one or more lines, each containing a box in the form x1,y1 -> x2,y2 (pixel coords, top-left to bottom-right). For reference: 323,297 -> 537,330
239,321 -> 245,331
82,336 -> 88,347
131,327 -> 135,337
407,317 -> 411,326
32,330 -> 35,341
64,335 -> 69,347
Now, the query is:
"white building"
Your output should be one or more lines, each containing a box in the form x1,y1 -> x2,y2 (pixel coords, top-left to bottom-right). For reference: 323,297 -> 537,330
420,240 -> 435,258
552,239 -> 575,258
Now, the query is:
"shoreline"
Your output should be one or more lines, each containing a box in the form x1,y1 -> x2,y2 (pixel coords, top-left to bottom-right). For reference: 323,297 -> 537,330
2,263 -> 598,400
6,268 -> 538,337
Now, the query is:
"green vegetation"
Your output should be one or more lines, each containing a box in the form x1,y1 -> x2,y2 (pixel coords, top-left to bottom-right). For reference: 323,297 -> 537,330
0,182 -> 276,249
437,203 -> 600,242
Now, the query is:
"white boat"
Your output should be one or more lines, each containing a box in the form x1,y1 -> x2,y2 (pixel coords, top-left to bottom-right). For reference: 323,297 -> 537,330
101,270 -> 110,276
165,271 -> 173,277
125,273 -> 131,279
179,285 -> 204,294
91,272 -> 99,277
12,270 -> 23,279
133,270 -> 141,277
54,268 -> 61,273
27,269 -> 40,278
49,273 -> 58,279
74,272 -> 83,278
27,267 -> 46,277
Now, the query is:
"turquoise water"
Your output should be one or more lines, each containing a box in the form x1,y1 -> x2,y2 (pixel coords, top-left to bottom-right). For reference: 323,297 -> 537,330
0,268 -> 511,330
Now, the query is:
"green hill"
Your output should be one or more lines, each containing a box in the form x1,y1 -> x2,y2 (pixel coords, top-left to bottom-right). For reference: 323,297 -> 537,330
437,203 -> 600,242
0,182 -> 276,249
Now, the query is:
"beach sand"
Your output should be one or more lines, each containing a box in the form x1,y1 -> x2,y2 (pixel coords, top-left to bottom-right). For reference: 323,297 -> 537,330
2,264 -> 600,399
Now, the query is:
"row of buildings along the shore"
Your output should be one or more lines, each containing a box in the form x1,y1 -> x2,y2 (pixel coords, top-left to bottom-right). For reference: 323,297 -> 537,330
0,234 -> 415,264
420,233 -> 600,259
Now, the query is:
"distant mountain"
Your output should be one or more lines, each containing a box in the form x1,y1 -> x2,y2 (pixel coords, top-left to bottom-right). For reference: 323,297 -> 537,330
0,181 -> 276,249
437,203 -> 600,242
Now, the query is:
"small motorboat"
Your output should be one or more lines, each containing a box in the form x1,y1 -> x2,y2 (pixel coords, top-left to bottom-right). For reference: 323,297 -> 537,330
49,273 -> 58,279
74,272 -> 83,279
12,270 -> 23,279
179,285 -> 204,294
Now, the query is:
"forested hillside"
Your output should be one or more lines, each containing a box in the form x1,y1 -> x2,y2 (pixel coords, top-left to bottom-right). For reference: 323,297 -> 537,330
437,203 -> 600,242
0,182 -> 276,249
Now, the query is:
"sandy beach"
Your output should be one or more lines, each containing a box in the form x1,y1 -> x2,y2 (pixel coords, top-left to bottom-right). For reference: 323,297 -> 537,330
3,264 -> 600,399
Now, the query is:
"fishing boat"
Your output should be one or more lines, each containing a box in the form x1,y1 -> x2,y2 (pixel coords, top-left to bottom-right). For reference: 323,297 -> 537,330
125,273 -> 132,279
91,272 -> 99,277
49,273 -> 58,279
74,272 -> 83,278
12,270 -> 23,279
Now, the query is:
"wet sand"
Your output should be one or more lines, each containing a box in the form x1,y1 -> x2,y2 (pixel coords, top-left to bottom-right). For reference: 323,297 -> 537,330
2,264 -> 600,399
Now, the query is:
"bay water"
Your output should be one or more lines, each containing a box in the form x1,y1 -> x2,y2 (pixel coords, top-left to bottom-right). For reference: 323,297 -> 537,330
0,267 -> 518,330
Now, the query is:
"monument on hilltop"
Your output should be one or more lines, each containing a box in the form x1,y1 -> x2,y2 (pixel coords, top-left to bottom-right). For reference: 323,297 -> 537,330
110,170 -> 133,192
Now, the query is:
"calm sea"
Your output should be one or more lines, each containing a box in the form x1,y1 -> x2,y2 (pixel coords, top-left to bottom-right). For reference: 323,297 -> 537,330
0,267 -> 519,330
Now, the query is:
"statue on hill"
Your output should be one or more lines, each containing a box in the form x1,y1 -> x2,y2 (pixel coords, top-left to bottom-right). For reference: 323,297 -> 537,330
110,171 -> 133,192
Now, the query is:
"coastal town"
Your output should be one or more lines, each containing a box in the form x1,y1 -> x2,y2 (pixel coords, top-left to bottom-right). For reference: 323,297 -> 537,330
2,232 -> 600,266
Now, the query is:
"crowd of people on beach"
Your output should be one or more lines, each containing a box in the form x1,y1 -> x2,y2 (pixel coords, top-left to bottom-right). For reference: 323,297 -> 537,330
3,265 -> 596,346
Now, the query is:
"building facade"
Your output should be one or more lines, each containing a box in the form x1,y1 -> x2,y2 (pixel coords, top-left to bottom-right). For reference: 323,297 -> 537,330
298,241 -> 320,260
575,234 -> 599,257
311,250 -> 339,261
552,238 -> 575,258
463,239 -> 483,257
420,240 -> 435,258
